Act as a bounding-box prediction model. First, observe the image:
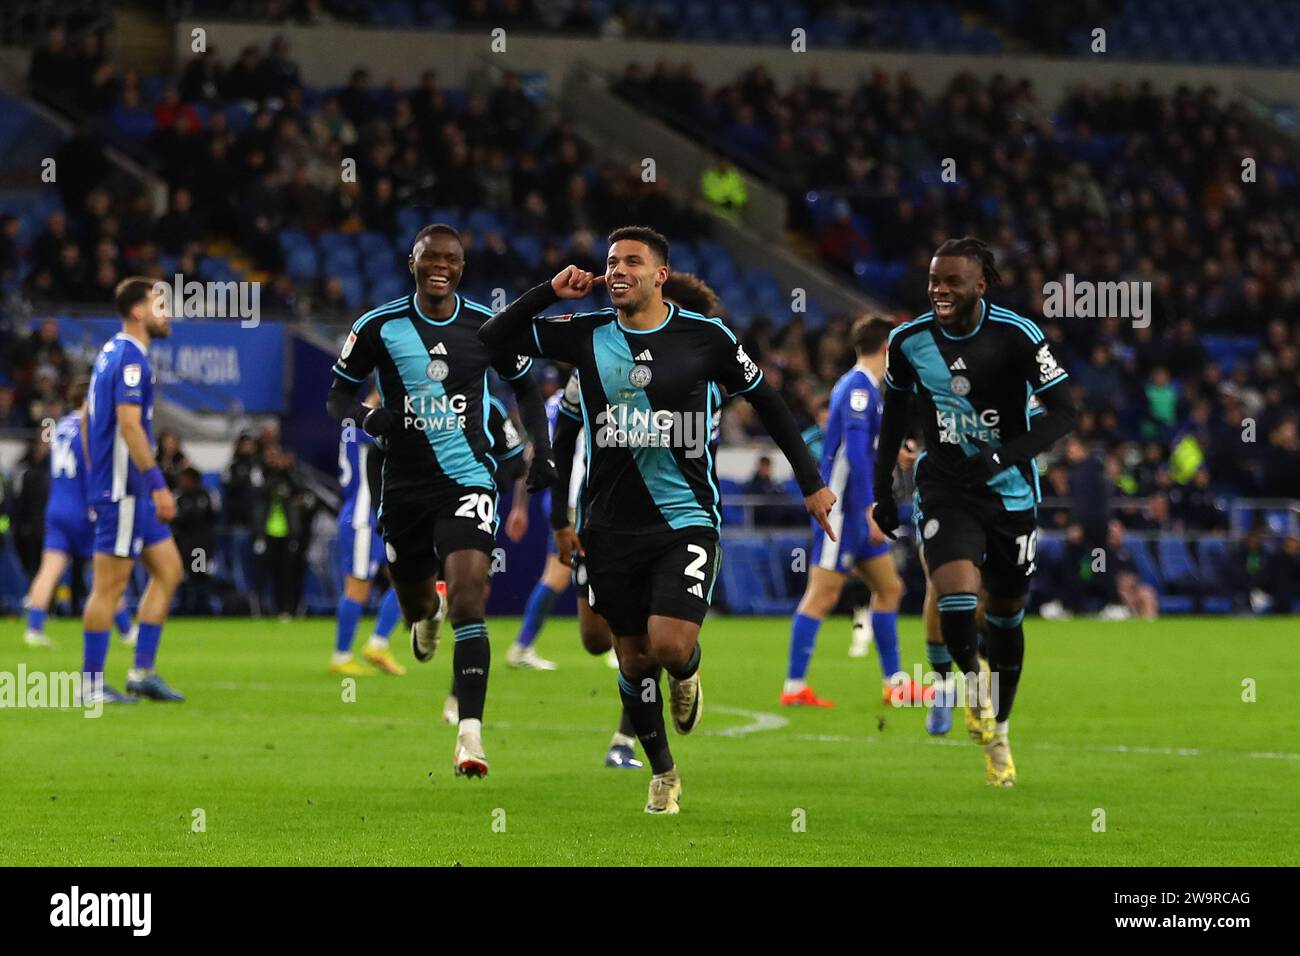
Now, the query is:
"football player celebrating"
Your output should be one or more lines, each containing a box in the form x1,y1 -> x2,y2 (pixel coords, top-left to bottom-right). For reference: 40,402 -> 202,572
480,226 -> 835,813
326,224 -> 554,778
872,237 -> 1076,785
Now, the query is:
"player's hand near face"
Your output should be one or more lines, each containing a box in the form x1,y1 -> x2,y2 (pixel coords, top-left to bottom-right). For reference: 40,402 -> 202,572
805,486 -> 837,541
152,486 -> 177,523
554,525 -> 584,567
551,265 -> 604,300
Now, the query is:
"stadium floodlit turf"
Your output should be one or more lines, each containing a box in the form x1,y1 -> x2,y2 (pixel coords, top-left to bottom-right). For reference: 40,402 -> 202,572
2,615 -> 1296,866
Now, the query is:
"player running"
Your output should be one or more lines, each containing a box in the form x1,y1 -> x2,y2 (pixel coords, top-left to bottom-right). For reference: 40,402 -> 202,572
781,316 -> 924,709
22,381 -> 135,649
331,387 -> 405,677
81,278 -> 185,704
503,271 -> 730,676
441,391 -> 530,723
326,224 -> 554,778
871,237 -> 1076,785
479,226 -> 835,814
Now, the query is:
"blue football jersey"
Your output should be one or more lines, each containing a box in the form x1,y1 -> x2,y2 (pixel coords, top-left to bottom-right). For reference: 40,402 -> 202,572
338,430 -> 377,532
86,333 -> 155,503
821,367 -> 881,513
47,411 -> 89,515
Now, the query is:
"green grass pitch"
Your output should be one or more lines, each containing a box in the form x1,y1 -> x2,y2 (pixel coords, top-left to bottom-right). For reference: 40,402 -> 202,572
2,614 -> 1297,865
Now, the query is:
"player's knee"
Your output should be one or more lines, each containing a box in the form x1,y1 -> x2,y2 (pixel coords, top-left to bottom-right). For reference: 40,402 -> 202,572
447,585 -> 486,622
580,624 -> 612,655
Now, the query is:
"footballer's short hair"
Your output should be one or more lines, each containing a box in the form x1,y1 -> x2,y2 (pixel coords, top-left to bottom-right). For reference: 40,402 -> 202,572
412,223 -> 463,251
851,315 -> 894,357
114,276 -> 156,318
607,225 -> 669,265
662,271 -> 726,318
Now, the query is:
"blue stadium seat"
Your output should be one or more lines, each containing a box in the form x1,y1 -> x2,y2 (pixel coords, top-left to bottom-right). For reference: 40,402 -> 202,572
1128,539 -> 1162,590
1156,537 -> 1205,611
110,107 -> 156,139
1197,538 -> 1228,579
336,274 -> 366,308
319,232 -> 356,256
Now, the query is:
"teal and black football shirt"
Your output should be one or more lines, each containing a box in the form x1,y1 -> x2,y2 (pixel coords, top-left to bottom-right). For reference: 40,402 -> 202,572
513,301 -> 761,535
884,299 -> 1069,512
331,293 -> 533,500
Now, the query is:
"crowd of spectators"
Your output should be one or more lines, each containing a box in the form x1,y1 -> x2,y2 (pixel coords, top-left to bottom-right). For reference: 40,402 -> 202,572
13,29 -> 708,324
6,22 -> 1299,619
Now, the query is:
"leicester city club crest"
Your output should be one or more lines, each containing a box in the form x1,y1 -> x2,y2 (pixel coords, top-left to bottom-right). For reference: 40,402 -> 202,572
950,375 -> 971,396
629,364 -> 652,388
426,359 -> 449,382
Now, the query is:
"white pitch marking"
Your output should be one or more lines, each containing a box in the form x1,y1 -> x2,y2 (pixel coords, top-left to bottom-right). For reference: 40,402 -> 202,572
700,706 -> 789,737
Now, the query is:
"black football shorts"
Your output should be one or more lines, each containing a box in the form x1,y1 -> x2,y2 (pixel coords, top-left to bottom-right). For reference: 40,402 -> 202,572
580,527 -> 721,637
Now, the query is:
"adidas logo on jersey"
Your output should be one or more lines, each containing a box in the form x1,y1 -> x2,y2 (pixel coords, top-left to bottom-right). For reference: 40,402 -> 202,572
949,357 -> 966,370
634,349 -> 653,361
429,342 -> 448,355
687,583 -> 704,598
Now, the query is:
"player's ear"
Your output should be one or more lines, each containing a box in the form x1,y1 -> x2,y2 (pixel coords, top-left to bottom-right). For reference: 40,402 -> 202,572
407,254 -> 415,276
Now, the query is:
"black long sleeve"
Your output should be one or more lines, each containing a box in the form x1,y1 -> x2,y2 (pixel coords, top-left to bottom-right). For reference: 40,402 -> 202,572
873,386 -> 910,503
995,383 -> 1078,468
326,375 -> 369,427
506,369 -> 553,468
478,281 -> 558,351
743,379 -> 825,496
550,411 -> 581,530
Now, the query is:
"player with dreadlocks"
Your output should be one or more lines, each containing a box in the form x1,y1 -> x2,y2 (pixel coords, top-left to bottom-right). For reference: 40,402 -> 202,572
871,237 -> 1077,785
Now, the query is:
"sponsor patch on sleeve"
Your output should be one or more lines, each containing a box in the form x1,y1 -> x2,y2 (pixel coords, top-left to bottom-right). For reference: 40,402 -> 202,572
123,364 -> 142,388
849,388 -> 870,412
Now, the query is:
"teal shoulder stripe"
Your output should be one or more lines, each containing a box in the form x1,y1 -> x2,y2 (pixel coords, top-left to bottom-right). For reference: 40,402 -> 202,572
352,297 -> 408,333
989,307 -> 1044,342
989,306 -> 1043,339
462,299 -> 494,316
989,314 -> 1043,344
488,396 -> 507,415
888,313 -> 932,344
682,310 -> 737,343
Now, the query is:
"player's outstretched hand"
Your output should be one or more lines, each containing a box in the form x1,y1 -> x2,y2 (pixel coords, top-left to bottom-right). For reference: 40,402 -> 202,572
872,496 -> 900,541
805,486 -> 837,541
152,487 -> 177,523
362,406 -> 397,439
551,265 -> 603,300
505,505 -> 528,543
527,454 -> 557,493
554,526 -> 584,567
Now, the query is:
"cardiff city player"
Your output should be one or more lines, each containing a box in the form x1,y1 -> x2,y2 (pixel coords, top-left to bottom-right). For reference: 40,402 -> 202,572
331,387 -> 405,676
480,226 -> 835,814
81,277 -> 185,703
22,381 -> 135,649
326,224 -> 554,778
872,237 -> 1076,785
782,316 -> 924,709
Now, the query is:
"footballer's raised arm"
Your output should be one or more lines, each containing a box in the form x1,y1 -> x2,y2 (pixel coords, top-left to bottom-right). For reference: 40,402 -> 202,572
478,265 -> 601,360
